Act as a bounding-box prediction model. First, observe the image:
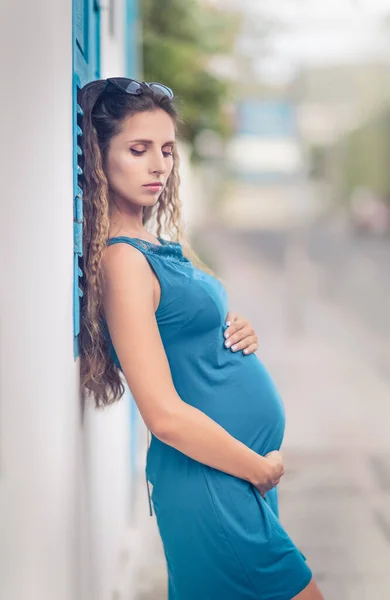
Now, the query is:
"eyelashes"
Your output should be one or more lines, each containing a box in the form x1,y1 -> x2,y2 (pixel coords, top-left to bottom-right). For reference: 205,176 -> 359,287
130,148 -> 173,157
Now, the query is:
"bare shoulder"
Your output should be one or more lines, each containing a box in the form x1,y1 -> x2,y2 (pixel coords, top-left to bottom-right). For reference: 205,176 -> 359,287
103,241 -> 152,281
102,242 -> 154,302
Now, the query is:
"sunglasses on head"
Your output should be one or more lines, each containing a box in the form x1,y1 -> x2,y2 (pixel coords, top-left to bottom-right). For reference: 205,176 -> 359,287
93,77 -> 174,109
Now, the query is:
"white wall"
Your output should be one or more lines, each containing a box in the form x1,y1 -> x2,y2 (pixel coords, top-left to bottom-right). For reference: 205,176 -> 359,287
101,0 -> 127,77
0,2 -> 80,600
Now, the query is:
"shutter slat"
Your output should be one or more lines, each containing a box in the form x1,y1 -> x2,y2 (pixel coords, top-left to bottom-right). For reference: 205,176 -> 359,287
73,0 -> 100,358
73,222 -> 83,256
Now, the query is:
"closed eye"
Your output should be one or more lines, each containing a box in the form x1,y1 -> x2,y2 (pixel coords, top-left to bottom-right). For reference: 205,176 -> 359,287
130,148 -> 173,157
130,148 -> 146,156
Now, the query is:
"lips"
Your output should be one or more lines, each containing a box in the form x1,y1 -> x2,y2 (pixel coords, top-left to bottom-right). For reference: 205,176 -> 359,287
143,182 -> 163,188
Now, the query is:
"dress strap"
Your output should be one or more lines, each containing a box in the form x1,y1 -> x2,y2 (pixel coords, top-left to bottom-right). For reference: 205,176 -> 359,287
107,236 -> 160,252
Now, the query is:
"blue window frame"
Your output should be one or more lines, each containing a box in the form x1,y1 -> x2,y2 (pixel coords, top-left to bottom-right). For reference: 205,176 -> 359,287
72,0 -> 101,358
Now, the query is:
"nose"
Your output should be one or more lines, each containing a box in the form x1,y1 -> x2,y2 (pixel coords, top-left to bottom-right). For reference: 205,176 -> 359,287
149,149 -> 167,176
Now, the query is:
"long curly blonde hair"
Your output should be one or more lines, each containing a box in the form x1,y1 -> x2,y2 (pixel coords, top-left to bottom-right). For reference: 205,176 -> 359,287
78,79 -> 214,408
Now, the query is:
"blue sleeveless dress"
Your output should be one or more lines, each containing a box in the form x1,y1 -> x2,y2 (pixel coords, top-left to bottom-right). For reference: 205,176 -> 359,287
105,236 -> 312,600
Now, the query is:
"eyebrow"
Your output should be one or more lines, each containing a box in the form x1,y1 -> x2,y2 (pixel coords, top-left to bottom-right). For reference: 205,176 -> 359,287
126,139 -> 175,145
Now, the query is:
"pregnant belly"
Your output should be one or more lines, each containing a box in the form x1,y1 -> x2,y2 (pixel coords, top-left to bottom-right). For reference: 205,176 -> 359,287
172,352 -> 286,456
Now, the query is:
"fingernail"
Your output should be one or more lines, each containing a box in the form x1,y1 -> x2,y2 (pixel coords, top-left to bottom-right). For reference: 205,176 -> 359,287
225,321 -> 231,326
225,340 -> 231,348
243,349 -> 248,354
224,331 -> 229,339
231,344 -> 237,351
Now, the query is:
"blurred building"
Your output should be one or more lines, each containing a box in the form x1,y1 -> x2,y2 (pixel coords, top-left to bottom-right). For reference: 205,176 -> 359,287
292,62 -> 390,146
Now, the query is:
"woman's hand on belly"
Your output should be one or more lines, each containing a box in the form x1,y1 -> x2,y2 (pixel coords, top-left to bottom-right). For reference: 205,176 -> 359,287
223,311 -> 259,356
253,450 -> 285,497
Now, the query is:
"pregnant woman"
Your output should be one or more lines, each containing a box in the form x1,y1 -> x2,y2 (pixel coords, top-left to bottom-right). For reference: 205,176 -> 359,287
78,78 -> 324,600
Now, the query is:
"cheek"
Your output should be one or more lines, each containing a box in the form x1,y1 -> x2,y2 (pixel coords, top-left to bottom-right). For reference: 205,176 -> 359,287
120,153 -> 143,175
108,154 -> 143,186
167,158 -> 174,178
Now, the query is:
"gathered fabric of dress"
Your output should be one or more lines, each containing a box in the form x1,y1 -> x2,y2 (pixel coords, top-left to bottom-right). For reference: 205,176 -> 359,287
105,235 -> 312,600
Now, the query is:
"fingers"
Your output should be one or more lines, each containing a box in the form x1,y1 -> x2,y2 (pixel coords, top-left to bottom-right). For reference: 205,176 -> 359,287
259,481 -> 280,498
224,318 -> 247,339
242,342 -> 258,355
224,323 -> 258,354
225,311 -> 239,326
227,328 -> 254,344
257,473 -> 285,496
225,335 -> 258,354
255,467 -> 285,497
266,450 -> 283,461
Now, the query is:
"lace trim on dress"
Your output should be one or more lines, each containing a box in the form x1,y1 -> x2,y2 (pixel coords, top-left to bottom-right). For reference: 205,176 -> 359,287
107,236 -> 192,264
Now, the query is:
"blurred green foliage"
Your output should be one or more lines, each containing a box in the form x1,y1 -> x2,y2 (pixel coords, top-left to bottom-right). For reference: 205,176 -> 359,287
336,108 -> 390,204
141,0 -> 240,148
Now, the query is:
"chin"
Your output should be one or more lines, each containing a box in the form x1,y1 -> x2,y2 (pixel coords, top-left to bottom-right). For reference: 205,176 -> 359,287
142,193 -> 163,205
144,197 -> 160,207
127,196 -> 158,208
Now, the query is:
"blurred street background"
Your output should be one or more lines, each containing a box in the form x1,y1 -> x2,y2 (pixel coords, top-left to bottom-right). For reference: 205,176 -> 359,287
2,1 -> 390,599
133,0 -> 390,598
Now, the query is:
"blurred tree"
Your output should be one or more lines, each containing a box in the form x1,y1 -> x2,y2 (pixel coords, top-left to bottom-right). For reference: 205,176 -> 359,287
140,0 -> 240,150
331,107 -> 390,205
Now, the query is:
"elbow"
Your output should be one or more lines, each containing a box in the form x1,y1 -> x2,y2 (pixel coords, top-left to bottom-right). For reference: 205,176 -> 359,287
149,409 -> 180,443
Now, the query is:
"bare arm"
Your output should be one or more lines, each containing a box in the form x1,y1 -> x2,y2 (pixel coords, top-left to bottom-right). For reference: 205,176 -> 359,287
102,244 -> 282,490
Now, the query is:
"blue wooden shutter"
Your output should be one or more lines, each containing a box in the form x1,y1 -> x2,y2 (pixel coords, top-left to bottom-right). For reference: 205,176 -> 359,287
72,0 -> 101,358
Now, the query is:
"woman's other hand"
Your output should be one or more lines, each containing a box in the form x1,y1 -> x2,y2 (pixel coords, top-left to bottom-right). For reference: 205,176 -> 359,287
223,311 -> 259,355
253,450 -> 285,497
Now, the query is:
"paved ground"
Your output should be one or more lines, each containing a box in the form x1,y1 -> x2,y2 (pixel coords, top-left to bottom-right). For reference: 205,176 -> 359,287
131,221 -> 390,600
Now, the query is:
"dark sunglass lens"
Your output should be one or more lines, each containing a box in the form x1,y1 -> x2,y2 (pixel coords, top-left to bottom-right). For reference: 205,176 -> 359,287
124,80 -> 143,94
149,83 -> 174,98
108,78 -> 142,94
